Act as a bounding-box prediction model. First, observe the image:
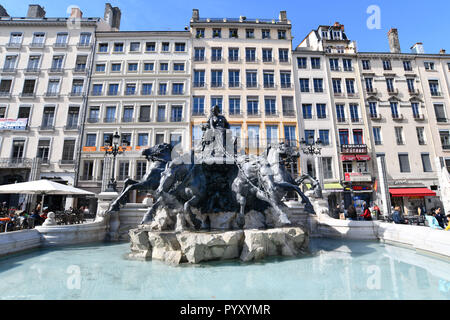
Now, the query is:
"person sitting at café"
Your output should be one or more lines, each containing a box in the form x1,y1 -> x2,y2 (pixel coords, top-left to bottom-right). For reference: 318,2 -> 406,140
434,207 -> 447,229
30,209 -> 44,226
360,203 -> 373,221
425,208 -> 443,230
393,206 -> 408,224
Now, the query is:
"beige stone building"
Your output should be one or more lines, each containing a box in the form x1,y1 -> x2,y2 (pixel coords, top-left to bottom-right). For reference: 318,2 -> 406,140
0,4 -> 120,210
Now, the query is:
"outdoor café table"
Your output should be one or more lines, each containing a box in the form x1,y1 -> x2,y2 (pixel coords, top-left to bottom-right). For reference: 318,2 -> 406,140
0,217 -> 11,222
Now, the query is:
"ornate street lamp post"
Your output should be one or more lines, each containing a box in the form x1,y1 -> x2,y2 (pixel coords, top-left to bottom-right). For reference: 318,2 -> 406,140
105,131 -> 124,192
299,136 -> 323,155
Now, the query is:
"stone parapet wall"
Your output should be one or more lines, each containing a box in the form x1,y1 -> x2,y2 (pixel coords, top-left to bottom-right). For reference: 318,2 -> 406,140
0,229 -> 41,257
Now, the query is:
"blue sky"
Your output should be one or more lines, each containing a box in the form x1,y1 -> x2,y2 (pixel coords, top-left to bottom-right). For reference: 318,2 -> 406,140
2,0 -> 450,53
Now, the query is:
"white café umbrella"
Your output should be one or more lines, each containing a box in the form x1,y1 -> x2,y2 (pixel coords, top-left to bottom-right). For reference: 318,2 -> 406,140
0,179 -> 95,214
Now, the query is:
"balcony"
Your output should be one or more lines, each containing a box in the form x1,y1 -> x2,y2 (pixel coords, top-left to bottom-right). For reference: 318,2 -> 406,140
413,114 -> 425,121
229,82 -> 240,89
280,83 -> 292,89
73,67 -> 88,74
91,91 -> 103,96
228,111 -> 242,117
246,57 -> 257,63
138,117 -> 151,122
265,111 -> 278,117
194,56 -> 205,62
337,117 -> 347,123
283,110 -> 296,117
247,111 -> 261,117
87,117 -> 99,123
409,89 -> 420,96
59,159 -> 75,165
211,56 -> 223,62
141,90 -> 152,96
69,91 -> 84,97
392,114 -> 404,121
333,91 -> 343,97
104,117 -> 116,123
39,124 -> 55,131
122,117 -> 134,123
350,118 -> 362,123
45,92 -> 60,98
53,42 -> 68,49
20,92 -> 36,99
0,92 -> 12,99
77,42 -> 92,49
365,88 -> 378,95
29,42 -> 45,49
347,92 -> 359,98
107,91 -> 119,96
210,82 -> 223,88
262,58 -> 273,63
343,67 -> 354,72
370,113 -> 382,120
170,116 -> 183,122
193,82 -> 205,88
436,117 -> 448,123
0,158 -> 34,168
387,88 -> 399,95
431,91 -> 442,97
49,67 -> 64,74
64,124 -> 79,131
246,82 -> 258,89
263,83 -> 276,89
6,42 -> 22,49
1,68 -> 16,74
24,67 -> 40,74
228,57 -> 240,63
341,144 -> 368,154
172,91 -> 184,96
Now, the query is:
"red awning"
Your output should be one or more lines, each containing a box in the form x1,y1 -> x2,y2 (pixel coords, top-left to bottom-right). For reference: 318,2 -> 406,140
341,155 -> 357,161
389,188 -> 436,198
356,155 -> 371,161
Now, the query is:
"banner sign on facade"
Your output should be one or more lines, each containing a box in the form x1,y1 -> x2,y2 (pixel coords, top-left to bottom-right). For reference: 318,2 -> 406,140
0,118 -> 28,130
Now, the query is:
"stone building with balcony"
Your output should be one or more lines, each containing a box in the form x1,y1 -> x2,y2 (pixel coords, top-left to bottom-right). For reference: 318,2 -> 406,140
0,3 -> 120,210
78,30 -> 191,204
189,9 -> 298,164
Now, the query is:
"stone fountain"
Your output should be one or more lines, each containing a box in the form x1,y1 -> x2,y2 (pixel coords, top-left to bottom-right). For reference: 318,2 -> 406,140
108,106 -> 322,265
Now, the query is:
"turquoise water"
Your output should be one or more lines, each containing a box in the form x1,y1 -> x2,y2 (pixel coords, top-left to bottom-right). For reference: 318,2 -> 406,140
0,239 -> 449,300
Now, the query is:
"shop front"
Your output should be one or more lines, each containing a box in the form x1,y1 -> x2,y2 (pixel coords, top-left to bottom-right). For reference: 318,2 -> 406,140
389,186 -> 437,216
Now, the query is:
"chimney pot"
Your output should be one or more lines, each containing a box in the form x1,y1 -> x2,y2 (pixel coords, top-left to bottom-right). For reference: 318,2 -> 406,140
279,11 -> 287,22
411,42 -> 424,54
440,49 -> 446,54
70,7 -> 83,19
27,4 -> 46,18
388,28 -> 401,53
192,9 -> 199,21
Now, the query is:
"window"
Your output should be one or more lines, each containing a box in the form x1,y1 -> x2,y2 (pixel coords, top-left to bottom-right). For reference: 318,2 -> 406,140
230,125 -> 242,148
108,84 -> 119,96
193,96 -> 205,115
92,84 -> 103,96
246,70 -> 257,88
332,79 -> 342,93
123,107 -> 134,122
0,106 -> 6,118
339,129 -> 349,145
297,57 -> 307,69
403,60 -> 412,71
280,71 -> 291,88
136,161 -> 147,180
382,60 -> 392,70
279,49 -> 289,63
362,60 -> 371,70
61,140 -> 75,162
88,107 -> 99,123
346,79 -> 355,94
278,30 -> 286,39
398,154 -> 411,173
170,134 -> 182,148
171,106 -> 183,122
142,83 -> 152,95
329,59 -> 339,71
211,48 -> 222,62
353,129 -> 363,144
172,83 -> 184,95
55,33 -> 68,46
229,70 -> 240,88
105,106 -> 116,122
349,104 -> 359,122
302,104 -> 312,119
158,83 -> 167,95
144,63 -> 154,71
194,48 -> 205,61
95,64 -> 105,72
138,133 -> 148,147
162,42 -> 170,52
229,97 -> 241,115
282,97 -> 295,116
284,126 -> 296,146
417,127 -> 426,145
229,48 -> 239,61
395,127 -> 404,145
313,78 -> 323,93
160,63 -> 168,71
336,104 -> 345,122
146,42 -> 155,52
211,97 -> 223,113
111,63 -> 121,72
157,105 -> 166,122
316,104 -> 327,119
434,104 -> 447,122
299,79 -> 309,92
319,130 -> 330,146
79,33 -> 91,46
412,103 -> 420,118
139,106 -> 151,122
421,154 -> 433,172
247,97 -> 259,115
266,125 -> 278,145
407,79 -> 415,92
9,32 -> 22,46
75,55 -> 87,72
51,55 -> 64,71
322,158 -> 333,179
246,48 -> 256,62
263,71 -> 275,88
369,102 -> 378,117
262,29 -> 270,39
343,59 -> 352,71
12,140 -> 25,159
262,49 -> 272,62
85,134 -> 96,147
125,84 -> 136,95
114,43 -> 124,52
175,43 -> 185,52
390,102 -> 399,118
429,80 -> 440,96
212,28 -> 222,38
17,106 -> 31,119
311,58 -> 321,69
245,29 -> 254,39
386,78 -> 395,92
118,161 -> 130,181
193,70 -> 205,87
373,127 -> 382,145
36,140 -> 50,163
424,62 -> 435,70
129,42 -> 140,52
440,130 -> 450,149
365,78 -> 373,92
304,130 -> 315,142
98,43 -> 108,53
4,55 -> 17,70
32,33 -> 45,45
71,79 -> 84,95
196,29 -> 205,38
22,79 -> 36,96
82,161 -> 94,180
0,79 -> 12,95
128,63 -> 138,72
247,125 -> 260,151
211,70 -> 223,87
265,97 -> 276,115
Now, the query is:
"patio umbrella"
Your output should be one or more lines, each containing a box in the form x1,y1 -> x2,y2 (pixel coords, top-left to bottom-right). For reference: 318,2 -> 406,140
0,180 -> 95,214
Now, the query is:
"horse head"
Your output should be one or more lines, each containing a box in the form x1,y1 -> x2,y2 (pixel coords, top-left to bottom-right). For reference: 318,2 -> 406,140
142,143 -> 173,163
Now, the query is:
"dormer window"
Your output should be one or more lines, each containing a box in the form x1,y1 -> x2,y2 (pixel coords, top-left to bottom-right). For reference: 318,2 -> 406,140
332,31 -> 341,40
321,31 -> 328,39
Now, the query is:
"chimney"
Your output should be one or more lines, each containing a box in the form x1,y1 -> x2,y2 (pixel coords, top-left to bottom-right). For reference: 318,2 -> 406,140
411,42 -> 424,54
27,4 -> 46,18
440,49 -> 446,54
104,3 -> 121,31
279,11 -> 287,22
70,7 -> 83,19
388,28 -> 401,53
0,5 -> 9,17
192,9 -> 199,21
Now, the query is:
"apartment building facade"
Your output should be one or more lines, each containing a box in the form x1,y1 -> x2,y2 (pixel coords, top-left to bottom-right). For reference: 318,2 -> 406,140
0,4 -> 120,210
189,9 -> 299,167
78,31 -> 191,204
